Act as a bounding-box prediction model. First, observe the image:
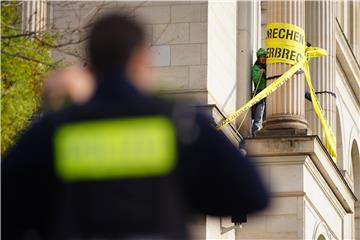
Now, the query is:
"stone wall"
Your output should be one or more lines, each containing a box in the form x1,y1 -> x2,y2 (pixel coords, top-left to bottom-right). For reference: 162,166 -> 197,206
50,1 -> 207,98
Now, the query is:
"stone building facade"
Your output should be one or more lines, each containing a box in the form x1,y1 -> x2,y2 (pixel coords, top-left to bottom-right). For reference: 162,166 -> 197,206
22,0 -> 360,239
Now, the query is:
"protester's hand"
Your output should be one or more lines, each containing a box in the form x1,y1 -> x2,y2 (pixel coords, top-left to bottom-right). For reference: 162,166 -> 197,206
259,68 -> 266,75
43,65 -> 95,110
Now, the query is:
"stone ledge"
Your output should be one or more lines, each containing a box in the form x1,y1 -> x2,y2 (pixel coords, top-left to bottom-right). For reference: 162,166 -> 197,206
244,135 -> 356,213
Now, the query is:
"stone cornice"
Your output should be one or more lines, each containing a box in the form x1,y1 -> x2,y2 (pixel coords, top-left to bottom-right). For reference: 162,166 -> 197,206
335,19 -> 360,104
244,135 -> 356,213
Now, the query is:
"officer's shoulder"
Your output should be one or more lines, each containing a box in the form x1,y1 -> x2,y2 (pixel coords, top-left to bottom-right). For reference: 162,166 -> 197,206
145,94 -> 180,113
153,96 -> 216,129
12,112 -> 54,146
150,95 -> 196,115
38,104 -> 86,129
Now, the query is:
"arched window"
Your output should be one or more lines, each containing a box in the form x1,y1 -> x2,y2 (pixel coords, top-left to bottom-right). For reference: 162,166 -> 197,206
313,222 -> 331,240
317,234 -> 326,240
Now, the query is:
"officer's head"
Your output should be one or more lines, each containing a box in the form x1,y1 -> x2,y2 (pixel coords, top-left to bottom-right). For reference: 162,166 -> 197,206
256,48 -> 267,65
87,13 -> 151,88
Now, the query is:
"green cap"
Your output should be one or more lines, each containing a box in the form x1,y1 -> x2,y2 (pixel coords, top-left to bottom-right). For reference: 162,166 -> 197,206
257,48 -> 267,57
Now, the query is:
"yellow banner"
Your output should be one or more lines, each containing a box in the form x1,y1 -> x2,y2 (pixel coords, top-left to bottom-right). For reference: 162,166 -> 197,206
266,22 -> 306,65
217,22 -> 337,160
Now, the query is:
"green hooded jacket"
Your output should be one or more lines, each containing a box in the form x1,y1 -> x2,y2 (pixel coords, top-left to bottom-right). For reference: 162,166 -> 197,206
251,63 -> 266,95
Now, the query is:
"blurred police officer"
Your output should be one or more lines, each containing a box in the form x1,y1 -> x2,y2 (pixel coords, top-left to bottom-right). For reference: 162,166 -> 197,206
2,13 -> 269,240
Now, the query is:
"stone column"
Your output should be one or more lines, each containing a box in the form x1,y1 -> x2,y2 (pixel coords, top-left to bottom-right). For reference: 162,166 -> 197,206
305,1 -> 336,144
262,0 -> 308,134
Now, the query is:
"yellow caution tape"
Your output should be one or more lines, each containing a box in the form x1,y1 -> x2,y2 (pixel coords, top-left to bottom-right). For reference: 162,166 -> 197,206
303,59 -> 336,158
217,22 -> 336,160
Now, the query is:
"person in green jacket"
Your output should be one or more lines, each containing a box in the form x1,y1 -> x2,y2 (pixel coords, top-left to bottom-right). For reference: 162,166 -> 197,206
251,48 -> 267,136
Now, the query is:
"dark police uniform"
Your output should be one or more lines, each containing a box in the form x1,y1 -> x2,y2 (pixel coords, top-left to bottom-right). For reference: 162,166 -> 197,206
2,74 -> 269,240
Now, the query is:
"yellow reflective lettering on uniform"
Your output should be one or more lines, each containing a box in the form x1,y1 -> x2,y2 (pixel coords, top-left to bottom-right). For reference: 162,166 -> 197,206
54,117 -> 177,182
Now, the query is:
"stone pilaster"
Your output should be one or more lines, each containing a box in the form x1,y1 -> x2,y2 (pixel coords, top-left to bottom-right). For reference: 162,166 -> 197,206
262,0 -> 308,133
236,1 -> 256,137
207,1 -> 238,117
305,1 -> 336,143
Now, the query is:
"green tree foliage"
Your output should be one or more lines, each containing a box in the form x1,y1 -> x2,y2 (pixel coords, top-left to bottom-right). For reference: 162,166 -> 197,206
1,1 -> 58,154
